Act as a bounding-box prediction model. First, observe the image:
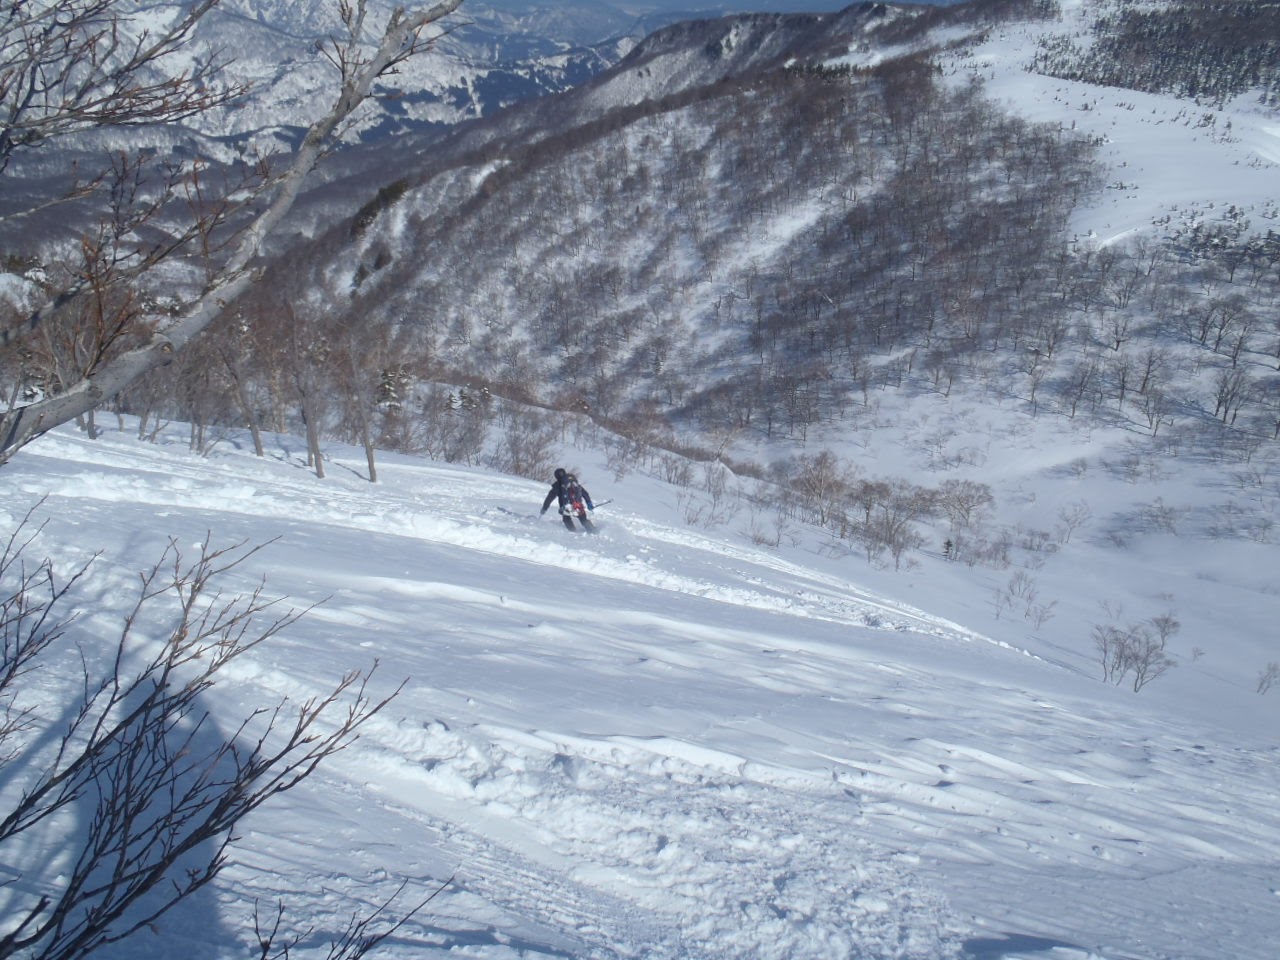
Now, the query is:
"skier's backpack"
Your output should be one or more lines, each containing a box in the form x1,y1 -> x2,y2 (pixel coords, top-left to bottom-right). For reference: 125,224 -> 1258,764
564,475 -> 584,513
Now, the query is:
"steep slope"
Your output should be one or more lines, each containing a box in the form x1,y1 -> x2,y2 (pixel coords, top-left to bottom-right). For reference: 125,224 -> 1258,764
240,0 -> 1279,595
3,420 -> 1277,959
6,2 -> 1274,709
288,0 -> 1278,437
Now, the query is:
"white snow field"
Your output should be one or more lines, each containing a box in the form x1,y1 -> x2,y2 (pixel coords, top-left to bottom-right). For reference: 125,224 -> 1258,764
950,0 -> 1280,247
2,420 -> 1277,960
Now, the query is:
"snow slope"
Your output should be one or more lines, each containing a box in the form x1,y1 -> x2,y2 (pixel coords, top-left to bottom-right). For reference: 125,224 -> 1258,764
3,422 -> 1277,960
948,0 -> 1280,246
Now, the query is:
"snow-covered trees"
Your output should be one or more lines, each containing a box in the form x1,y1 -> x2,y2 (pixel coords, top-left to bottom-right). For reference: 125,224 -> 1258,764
1031,1 -> 1280,108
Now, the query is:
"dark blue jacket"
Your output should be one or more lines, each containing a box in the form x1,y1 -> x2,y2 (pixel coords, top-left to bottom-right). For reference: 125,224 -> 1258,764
542,476 -> 593,514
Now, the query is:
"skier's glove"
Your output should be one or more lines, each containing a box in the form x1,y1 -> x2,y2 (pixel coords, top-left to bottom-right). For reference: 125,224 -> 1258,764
540,507 -> 547,516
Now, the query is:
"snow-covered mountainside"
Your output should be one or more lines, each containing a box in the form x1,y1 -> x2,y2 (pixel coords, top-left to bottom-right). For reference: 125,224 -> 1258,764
0,0 -> 655,181
0,1 -> 861,243
3,2 -> 1280,957
4,419 -> 1278,960
43,1 -> 866,156
950,0 -> 1280,245
280,0 -> 1278,440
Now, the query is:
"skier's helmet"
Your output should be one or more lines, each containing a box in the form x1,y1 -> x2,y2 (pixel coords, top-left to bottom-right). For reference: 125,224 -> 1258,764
554,467 -> 567,481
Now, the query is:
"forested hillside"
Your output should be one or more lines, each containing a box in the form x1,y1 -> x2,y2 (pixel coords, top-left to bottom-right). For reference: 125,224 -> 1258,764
6,0 -> 1280,573
1032,0 -> 1280,106
307,55 -> 1098,441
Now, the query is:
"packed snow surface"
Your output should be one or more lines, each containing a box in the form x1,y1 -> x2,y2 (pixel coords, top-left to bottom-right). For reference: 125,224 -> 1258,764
3,423 -> 1277,960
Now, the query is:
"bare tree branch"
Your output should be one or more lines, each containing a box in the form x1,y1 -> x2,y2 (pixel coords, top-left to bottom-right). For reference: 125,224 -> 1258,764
0,522 -> 412,960
0,0 -> 466,463
0,1 -> 240,169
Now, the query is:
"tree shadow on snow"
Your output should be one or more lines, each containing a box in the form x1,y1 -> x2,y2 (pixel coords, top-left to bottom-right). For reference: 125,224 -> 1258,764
964,932 -> 1090,959
0,678 -> 236,960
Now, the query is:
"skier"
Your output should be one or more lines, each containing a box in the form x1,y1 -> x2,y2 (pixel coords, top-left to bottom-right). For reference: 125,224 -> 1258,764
541,467 -> 595,532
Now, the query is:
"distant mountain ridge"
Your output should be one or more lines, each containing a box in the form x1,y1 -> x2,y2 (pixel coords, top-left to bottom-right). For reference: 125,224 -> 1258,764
122,2 -> 928,153
188,0 -> 651,149
0,0 -> 684,243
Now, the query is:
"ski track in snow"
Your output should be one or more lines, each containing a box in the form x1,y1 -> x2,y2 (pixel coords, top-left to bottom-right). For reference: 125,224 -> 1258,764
6,426 -> 1280,960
